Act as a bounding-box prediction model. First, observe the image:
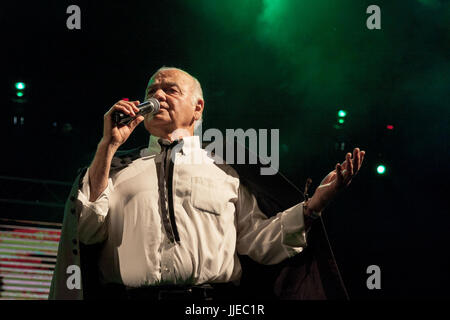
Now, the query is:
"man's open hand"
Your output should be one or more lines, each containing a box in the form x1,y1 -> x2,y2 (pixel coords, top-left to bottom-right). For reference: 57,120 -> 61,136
307,148 -> 366,214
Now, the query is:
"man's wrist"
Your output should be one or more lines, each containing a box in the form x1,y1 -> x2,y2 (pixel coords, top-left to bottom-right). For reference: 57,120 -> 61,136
303,200 -> 322,220
98,138 -> 120,154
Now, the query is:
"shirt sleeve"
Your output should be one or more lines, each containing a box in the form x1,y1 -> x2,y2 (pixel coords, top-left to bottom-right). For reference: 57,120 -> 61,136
235,183 -> 308,265
76,167 -> 114,245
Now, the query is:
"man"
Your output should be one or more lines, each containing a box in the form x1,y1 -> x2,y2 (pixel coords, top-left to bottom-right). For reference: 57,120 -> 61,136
49,67 -> 365,300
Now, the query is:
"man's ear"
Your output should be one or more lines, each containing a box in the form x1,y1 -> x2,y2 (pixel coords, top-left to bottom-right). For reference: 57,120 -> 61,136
194,98 -> 204,120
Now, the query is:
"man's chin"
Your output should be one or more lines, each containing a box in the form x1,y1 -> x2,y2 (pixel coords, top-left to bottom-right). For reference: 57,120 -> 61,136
145,117 -> 173,135
148,116 -> 170,127
146,113 -> 168,124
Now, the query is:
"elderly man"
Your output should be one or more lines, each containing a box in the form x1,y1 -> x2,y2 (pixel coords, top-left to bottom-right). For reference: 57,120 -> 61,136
49,67 -> 365,300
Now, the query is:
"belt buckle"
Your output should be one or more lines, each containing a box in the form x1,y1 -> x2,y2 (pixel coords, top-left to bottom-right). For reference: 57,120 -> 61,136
192,285 -> 213,301
157,288 -> 192,300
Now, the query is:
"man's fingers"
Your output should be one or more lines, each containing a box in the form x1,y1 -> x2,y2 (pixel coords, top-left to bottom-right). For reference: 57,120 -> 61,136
110,104 -> 132,117
347,152 -> 353,176
125,100 -> 142,115
336,163 -> 343,186
354,148 -> 360,173
353,148 -> 359,159
118,101 -> 136,116
129,115 -> 144,130
131,100 -> 140,113
334,148 -> 366,190
353,148 -> 359,170
126,101 -> 138,116
116,102 -> 133,116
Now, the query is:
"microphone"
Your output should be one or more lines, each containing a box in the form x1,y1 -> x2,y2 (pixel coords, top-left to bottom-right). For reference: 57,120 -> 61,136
113,98 -> 160,125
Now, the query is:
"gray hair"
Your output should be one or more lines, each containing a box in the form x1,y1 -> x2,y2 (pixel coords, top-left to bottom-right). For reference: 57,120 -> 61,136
148,66 -> 204,133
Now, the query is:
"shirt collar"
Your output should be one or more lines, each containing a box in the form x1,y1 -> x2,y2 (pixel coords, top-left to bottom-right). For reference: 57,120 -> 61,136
141,135 -> 201,157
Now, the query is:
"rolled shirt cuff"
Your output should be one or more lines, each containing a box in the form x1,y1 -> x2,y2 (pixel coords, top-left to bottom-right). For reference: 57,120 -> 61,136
77,167 -> 113,218
280,202 -> 309,257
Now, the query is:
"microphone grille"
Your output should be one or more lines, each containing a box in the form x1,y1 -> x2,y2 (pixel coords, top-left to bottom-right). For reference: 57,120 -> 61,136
148,97 -> 160,112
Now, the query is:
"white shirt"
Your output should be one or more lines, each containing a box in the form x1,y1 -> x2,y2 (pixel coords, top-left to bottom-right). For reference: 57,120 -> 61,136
77,135 -> 308,288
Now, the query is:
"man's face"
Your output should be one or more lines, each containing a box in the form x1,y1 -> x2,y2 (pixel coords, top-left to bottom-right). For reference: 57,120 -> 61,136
143,69 -> 199,137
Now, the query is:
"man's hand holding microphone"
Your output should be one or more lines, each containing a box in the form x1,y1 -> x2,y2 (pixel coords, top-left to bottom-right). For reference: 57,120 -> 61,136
88,99 -> 145,202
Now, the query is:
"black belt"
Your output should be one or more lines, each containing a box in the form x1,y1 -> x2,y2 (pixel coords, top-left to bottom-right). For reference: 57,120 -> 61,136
100,282 -> 240,301
127,284 -> 214,301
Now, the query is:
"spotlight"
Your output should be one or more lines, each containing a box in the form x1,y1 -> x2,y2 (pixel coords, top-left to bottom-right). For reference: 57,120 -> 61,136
376,164 -> 386,175
338,110 -> 347,118
15,82 -> 26,90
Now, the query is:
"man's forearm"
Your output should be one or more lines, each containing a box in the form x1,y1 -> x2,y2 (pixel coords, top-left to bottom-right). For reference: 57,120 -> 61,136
88,139 -> 118,202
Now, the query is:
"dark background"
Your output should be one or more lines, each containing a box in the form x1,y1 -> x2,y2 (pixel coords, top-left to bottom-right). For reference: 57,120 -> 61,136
1,0 -> 449,299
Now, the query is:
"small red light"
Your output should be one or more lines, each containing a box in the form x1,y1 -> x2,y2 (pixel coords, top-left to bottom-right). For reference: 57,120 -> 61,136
386,125 -> 394,130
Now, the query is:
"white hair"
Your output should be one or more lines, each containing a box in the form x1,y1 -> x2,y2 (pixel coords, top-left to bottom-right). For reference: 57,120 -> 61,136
148,66 -> 204,133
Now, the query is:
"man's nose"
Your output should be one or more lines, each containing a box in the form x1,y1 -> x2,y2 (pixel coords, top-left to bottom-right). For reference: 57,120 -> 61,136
152,88 -> 166,102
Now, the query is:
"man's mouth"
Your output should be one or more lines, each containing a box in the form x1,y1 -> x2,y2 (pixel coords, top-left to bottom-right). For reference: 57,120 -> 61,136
158,103 -> 169,111
152,108 -> 167,117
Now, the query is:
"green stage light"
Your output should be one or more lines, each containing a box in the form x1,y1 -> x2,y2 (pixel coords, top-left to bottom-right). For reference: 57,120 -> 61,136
376,165 -> 386,175
338,110 -> 347,118
15,82 -> 26,90
16,92 -> 24,97
338,118 -> 345,124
